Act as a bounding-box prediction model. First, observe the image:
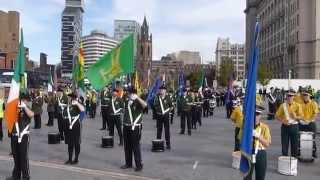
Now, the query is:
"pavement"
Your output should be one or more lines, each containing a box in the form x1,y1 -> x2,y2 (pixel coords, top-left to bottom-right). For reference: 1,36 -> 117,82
0,105 -> 320,180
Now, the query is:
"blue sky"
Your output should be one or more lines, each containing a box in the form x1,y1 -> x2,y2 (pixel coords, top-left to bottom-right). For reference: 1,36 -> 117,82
0,0 -> 246,64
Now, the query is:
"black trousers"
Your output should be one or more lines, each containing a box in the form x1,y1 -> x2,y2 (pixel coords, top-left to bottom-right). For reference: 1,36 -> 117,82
101,108 -> 110,130
67,143 -> 80,161
281,124 -> 299,157
226,105 -> 232,118
180,111 -> 191,135
47,111 -> 55,126
109,115 -> 123,143
57,113 -> 64,140
156,114 -> 170,146
0,118 -> 3,140
244,150 -> 267,180
34,114 -> 41,129
234,127 -> 240,151
123,125 -> 142,168
90,103 -> 97,118
203,100 -> 210,117
11,135 -> 30,180
299,122 -> 317,157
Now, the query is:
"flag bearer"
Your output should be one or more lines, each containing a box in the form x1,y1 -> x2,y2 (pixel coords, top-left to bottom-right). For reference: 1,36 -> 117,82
244,105 -> 271,180
179,88 -> 193,136
230,99 -> 243,151
121,86 -> 147,172
100,86 -> 111,130
275,90 -> 302,158
108,88 -> 124,146
63,92 -> 85,165
6,92 -> 34,180
153,85 -> 173,149
299,90 -> 319,158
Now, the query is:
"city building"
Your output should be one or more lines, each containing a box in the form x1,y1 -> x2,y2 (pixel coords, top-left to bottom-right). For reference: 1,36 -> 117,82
215,38 -> 245,80
136,16 -> 152,88
176,51 -> 201,65
82,30 -> 118,71
114,20 -> 141,41
245,0 -> 320,79
0,10 -> 19,69
61,0 -> 84,78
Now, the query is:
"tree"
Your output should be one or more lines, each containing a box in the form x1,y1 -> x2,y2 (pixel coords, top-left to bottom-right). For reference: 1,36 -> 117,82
186,70 -> 201,90
217,57 -> 234,87
257,62 -> 272,87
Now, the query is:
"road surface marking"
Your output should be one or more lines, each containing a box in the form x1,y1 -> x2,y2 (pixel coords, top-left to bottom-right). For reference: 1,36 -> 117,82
193,161 -> 199,170
0,155 -> 159,180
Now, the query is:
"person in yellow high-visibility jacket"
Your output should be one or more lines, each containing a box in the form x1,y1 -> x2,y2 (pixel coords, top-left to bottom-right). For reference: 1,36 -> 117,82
299,90 -> 319,158
230,99 -> 243,151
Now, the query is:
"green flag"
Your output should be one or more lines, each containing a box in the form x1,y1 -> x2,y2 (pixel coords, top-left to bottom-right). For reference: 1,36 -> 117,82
86,34 -> 134,90
73,43 -> 85,90
16,29 -> 26,92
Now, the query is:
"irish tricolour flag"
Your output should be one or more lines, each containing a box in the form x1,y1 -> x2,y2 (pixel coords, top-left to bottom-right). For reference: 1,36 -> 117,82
5,29 -> 26,133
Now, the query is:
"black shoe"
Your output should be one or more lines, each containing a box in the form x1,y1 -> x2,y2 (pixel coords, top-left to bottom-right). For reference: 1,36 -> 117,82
179,131 -> 184,135
135,166 -> 143,172
120,165 -> 132,169
65,160 -> 72,164
100,128 -> 106,130
71,159 -> 79,164
166,145 -> 171,150
188,132 -> 191,136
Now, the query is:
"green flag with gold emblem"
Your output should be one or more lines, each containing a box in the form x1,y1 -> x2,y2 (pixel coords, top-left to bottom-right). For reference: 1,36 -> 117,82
86,34 -> 134,90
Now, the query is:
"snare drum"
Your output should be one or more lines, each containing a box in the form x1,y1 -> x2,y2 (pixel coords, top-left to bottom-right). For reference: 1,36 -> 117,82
152,139 -> 164,152
299,131 -> 314,161
48,132 -> 60,144
101,136 -> 114,148
278,156 -> 297,176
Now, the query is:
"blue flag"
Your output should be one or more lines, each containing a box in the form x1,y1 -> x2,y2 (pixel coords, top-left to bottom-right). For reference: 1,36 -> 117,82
147,76 -> 161,107
178,72 -> 185,97
240,21 -> 260,176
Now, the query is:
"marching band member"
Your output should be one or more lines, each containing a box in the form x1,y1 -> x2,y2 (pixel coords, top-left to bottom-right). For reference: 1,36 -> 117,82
121,86 -> 147,172
244,105 -> 271,180
63,92 -> 85,165
299,89 -> 319,158
276,90 -> 302,158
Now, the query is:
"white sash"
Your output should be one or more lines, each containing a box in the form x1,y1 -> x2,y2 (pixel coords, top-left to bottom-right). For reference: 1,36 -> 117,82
15,122 -> 30,143
283,103 -> 297,125
128,102 -> 142,130
112,97 -> 122,114
159,97 -> 170,115
67,106 -> 80,130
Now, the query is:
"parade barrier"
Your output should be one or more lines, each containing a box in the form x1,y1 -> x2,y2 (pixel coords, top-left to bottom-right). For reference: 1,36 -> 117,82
232,151 -> 241,169
48,132 -> 60,144
151,139 -> 164,152
101,136 -> 114,148
278,156 -> 297,176
299,132 -> 314,162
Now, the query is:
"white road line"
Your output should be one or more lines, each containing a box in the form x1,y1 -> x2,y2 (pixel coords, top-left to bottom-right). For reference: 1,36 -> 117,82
193,161 -> 199,170
0,155 -> 159,180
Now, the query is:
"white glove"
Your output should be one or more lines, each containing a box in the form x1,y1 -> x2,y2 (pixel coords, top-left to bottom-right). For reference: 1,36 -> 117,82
253,130 -> 260,138
131,94 -> 138,100
18,101 -> 27,109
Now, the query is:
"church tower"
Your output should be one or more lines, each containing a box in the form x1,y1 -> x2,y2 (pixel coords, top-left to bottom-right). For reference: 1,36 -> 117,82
136,16 -> 152,89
